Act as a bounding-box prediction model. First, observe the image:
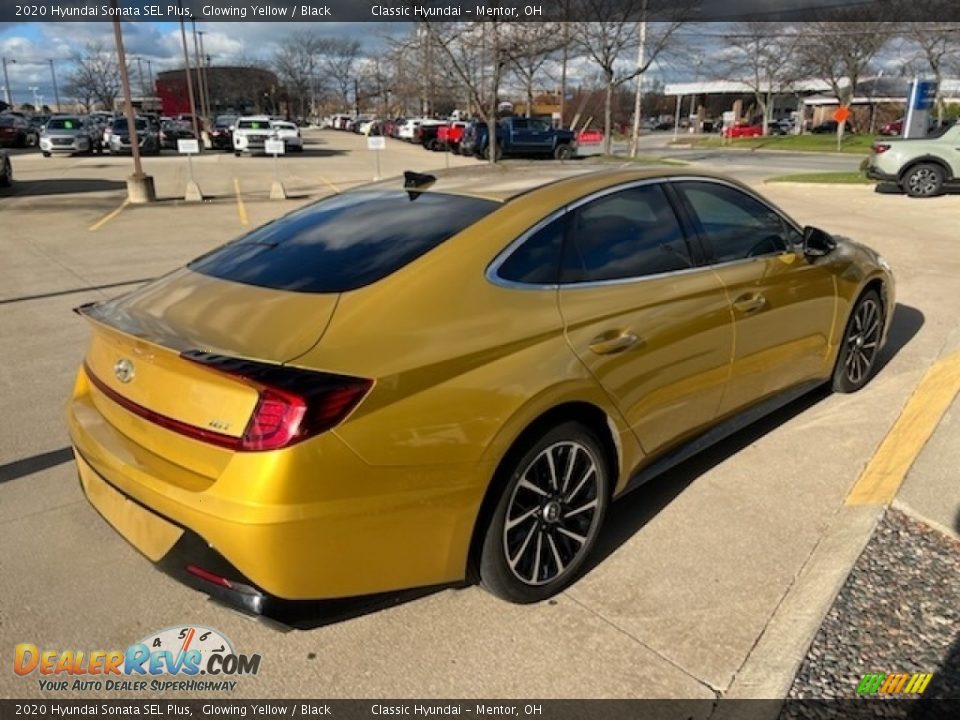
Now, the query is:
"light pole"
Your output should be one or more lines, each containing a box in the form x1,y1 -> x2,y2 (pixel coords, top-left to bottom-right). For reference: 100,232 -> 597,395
629,12 -> 648,157
190,17 -> 209,122
111,0 -> 155,203
197,30 -> 212,116
2,57 -> 15,107
48,59 -> 61,112
178,4 -> 200,139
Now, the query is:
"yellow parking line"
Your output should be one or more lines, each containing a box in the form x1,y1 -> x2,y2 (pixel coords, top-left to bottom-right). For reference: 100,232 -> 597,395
233,178 -> 249,226
319,175 -> 340,193
846,350 -> 960,505
88,200 -> 129,232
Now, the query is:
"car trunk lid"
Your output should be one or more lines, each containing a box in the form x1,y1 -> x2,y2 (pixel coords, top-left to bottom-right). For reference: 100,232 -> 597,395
78,268 -> 339,470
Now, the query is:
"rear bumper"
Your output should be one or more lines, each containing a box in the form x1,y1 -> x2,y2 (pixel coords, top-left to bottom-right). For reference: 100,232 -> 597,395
865,166 -> 898,182
66,366 -> 489,604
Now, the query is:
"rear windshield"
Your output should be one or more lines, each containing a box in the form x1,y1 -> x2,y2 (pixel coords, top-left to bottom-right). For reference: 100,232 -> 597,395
47,118 -> 82,130
189,190 -> 499,292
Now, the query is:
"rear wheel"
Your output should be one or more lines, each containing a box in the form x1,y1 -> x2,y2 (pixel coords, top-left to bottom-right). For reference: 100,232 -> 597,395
554,143 -> 573,160
479,421 -> 610,603
902,163 -> 945,198
832,289 -> 884,393
0,158 -> 11,186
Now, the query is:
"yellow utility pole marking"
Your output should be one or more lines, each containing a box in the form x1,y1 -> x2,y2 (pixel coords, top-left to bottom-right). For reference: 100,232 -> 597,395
846,350 -> 960,505
88,200 -> 129,232
233,178 -> 249,226
319,175 -> 340,194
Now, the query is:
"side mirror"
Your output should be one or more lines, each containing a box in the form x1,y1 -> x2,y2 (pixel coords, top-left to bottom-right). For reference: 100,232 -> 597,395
802,226 -> 837,257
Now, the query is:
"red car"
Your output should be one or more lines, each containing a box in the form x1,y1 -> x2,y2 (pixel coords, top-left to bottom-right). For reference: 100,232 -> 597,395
722,121 -> 763,138
438,121 -> 467,152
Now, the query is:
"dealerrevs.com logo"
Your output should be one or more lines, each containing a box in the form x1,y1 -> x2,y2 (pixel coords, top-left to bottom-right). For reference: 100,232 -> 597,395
14,625 -> 261,693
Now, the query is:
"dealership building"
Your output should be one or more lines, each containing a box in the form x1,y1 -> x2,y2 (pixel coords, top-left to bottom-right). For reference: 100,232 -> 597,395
155,66 -> 279,117
664,77 -> 960,131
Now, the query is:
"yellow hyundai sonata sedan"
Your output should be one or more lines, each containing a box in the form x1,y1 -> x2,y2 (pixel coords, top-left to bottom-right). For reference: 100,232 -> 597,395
67,166 -> 894,614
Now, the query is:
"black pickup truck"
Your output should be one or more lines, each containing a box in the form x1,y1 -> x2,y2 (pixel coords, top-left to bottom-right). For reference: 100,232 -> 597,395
462,117 -> 577,160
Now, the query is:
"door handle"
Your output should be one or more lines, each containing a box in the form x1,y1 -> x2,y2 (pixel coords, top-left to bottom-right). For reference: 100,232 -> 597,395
589,332 -> 640,355
733,293 -> 767,314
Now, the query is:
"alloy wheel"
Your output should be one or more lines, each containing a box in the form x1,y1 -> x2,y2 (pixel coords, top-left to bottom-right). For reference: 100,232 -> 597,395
844,297 -> 882,385
502,441 -> 601,586
907,168 -> 940,196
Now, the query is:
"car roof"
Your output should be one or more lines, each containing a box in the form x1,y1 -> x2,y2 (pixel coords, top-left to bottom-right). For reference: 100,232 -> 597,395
359,164 -> 748,204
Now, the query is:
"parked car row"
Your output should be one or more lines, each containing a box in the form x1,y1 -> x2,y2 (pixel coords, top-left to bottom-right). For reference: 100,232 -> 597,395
326,114 -> 578,160
0,113 -> 40,148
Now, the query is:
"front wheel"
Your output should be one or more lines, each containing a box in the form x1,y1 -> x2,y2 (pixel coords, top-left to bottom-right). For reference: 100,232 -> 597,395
479,421 -> 610,603
902,163 -> 945,198
832,289 -> 884,393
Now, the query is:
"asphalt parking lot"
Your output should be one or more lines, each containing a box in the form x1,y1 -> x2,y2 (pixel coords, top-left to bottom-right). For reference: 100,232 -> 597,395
1,130 -> 958,701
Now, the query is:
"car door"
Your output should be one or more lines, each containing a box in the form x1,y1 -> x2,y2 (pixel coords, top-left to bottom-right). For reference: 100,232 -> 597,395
526,118 -> 555,153
671,179 -> 837,417
507,118 -> 532,151
557,182 -> 734,457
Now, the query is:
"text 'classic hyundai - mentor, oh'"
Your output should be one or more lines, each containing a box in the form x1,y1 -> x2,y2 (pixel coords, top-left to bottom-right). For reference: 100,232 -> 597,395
66,166 -> 894,616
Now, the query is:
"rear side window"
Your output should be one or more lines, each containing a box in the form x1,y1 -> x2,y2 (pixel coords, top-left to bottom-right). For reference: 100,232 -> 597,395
189,191 -> 499,293
562,184 -> 694,283
497,216 -> 566,285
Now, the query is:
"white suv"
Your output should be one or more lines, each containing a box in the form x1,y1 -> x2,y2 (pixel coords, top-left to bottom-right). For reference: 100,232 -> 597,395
232,116 -> 273,156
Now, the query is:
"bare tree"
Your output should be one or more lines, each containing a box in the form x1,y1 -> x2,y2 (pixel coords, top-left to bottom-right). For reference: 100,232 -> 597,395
274,32 -> 327,118
422,21 -> 508,163
574,0 -> 690,154
504,24 -> 565,118
901,22 -> 960,125
321,38 -> 363,112
721,22 -> 802,135
796,17 -> 893,143
63,41 -> 123,111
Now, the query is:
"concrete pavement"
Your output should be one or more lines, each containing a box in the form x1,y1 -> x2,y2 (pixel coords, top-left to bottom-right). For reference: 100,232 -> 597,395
1,131 -> 958,701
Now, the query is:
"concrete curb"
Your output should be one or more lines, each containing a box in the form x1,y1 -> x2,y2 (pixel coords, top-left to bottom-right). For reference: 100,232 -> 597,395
723,504 -> 884,699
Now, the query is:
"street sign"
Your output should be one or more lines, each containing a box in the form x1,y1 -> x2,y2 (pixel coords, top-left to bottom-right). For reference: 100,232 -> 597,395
367,136 -> 386,150
265,138 -> 286,155
177,138 -> 200,154
832,106 -> 851,124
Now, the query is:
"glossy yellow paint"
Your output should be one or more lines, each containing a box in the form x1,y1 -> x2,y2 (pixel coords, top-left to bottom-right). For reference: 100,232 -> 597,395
66,167 -> 895,601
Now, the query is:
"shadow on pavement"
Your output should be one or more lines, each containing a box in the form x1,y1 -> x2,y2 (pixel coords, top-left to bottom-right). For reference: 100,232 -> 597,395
875,182 -> 960,197
874,303 -> 925,375
586,384 -> 832,574
0,447 -> 73,485
0,178 -> 125,197
257,584 -> 458,631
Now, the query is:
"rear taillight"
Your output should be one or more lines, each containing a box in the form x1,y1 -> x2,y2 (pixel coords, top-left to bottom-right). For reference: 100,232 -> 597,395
872,144 -> 891,154
182,351 -> 372,452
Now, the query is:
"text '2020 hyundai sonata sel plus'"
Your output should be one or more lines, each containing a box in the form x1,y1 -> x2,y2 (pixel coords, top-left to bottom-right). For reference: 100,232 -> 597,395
66,166 -> 894,614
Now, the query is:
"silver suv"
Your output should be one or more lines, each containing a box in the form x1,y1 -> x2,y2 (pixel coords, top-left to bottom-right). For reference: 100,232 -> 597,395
39,116 -> 99,157
866,121 -> 960,197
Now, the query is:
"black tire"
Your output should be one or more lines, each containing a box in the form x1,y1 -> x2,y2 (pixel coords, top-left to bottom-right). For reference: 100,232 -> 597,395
832,289 -> 884,393
554,143 -> 573,160
0,159 -> 11,186
42,151 -> 51,158
234,151 -> 242,157
479,421 -> 610,603
901,163 -> 945,198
